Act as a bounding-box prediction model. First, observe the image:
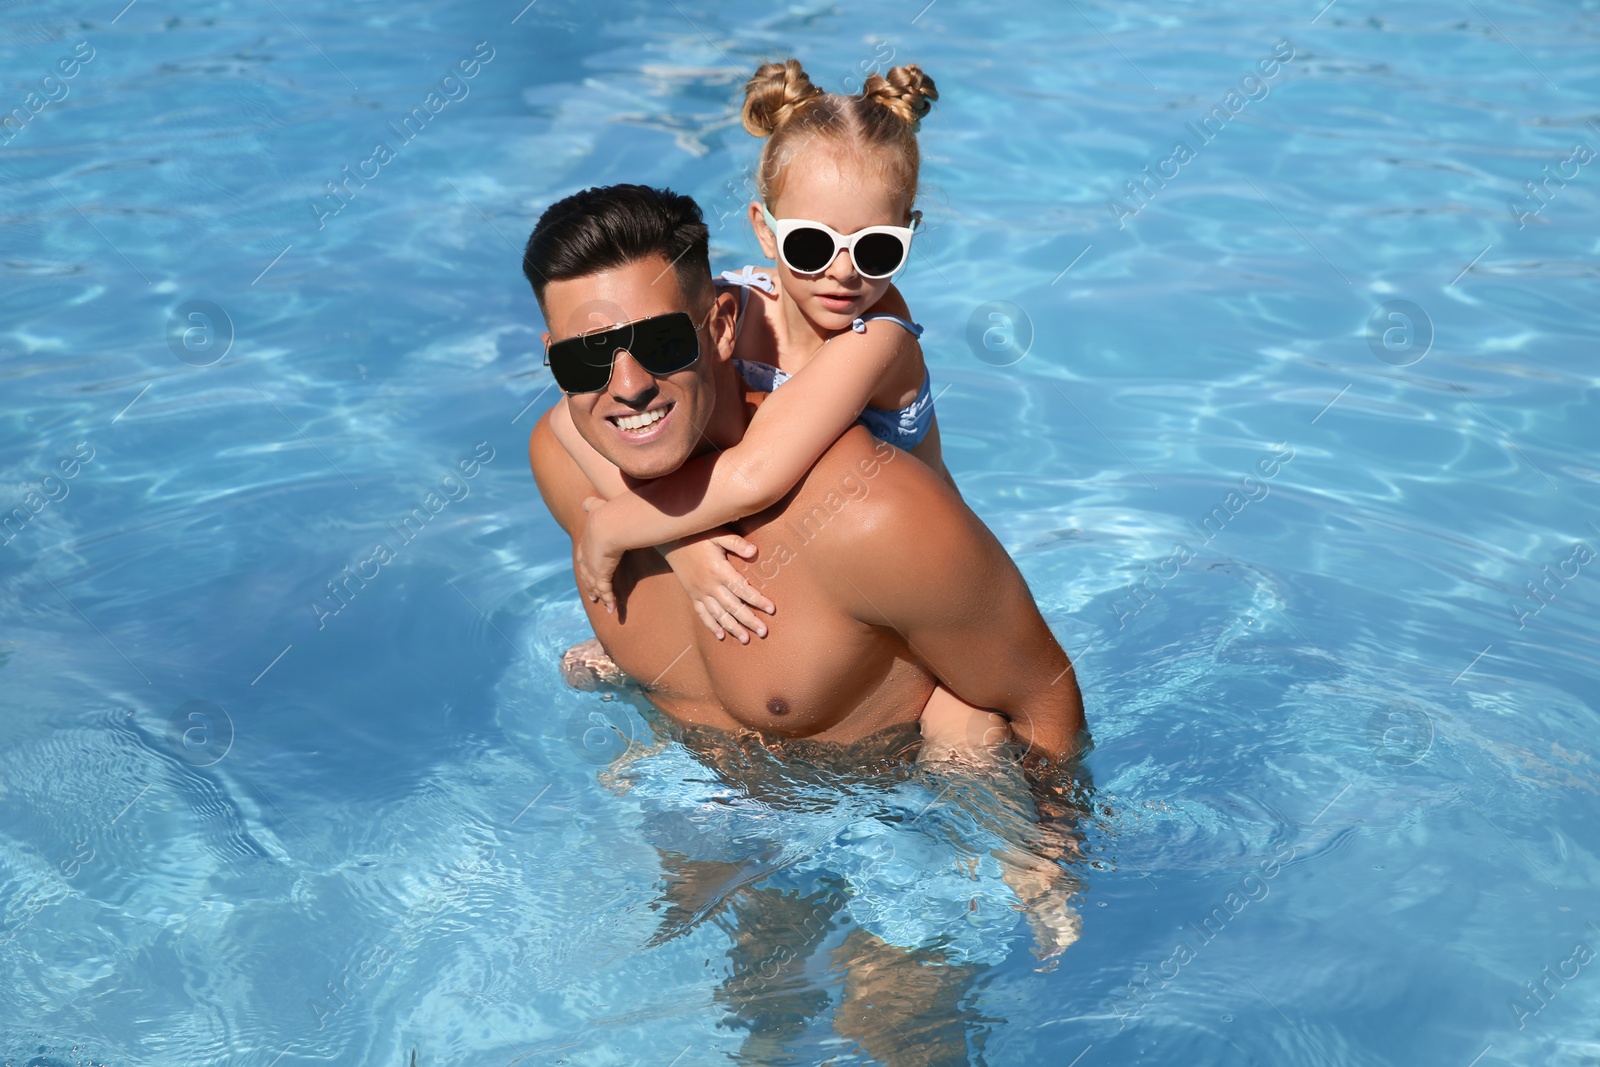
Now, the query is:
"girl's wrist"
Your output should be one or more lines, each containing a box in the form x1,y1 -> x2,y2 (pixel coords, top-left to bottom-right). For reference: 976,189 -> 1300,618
596,524 -> 628,559
586,503 -> 615,543
605,523 -> 653,559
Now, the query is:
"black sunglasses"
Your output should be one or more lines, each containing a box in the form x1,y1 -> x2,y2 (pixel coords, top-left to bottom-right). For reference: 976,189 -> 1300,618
544,309 -> 711,395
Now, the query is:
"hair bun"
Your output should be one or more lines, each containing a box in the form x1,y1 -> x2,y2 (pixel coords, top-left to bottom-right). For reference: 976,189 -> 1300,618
862,64 -> 938,126
742,59 -> 824,137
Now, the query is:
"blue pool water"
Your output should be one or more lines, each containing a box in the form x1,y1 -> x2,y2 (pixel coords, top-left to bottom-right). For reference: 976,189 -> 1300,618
3,0 -> 1598,1063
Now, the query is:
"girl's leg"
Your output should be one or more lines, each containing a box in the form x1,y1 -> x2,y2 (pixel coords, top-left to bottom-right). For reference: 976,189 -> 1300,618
918,686 -> 1084,958
916,684 -> 1011,764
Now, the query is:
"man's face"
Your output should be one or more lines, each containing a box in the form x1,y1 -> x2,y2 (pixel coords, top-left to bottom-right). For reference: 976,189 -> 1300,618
541,255 -> 734,481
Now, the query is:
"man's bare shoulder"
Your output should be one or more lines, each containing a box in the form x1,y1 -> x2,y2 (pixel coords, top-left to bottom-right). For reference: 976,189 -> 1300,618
770,428 -> 1003,627
785,427 -> 983,564
527,406 -> 564,487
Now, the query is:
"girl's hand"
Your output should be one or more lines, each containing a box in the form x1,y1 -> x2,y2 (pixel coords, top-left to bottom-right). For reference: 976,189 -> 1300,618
661,533 -> 776,644
576,496 -> 625,612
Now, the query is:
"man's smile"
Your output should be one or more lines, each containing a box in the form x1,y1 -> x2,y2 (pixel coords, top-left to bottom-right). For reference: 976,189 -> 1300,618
607,400 -> 674,438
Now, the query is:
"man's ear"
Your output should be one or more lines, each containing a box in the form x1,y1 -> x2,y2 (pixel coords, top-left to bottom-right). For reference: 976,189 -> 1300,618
749,201 -> 778,261
540,330 -> 551,350
708,287 -> 738,362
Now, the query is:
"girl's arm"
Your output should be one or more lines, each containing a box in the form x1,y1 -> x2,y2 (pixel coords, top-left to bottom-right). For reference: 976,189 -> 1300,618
577,314 -> 925,612
553,397 -> 773,641
550,400 -> 628,498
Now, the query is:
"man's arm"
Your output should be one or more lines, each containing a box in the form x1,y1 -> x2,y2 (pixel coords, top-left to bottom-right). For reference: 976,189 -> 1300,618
823,439 -> 1086,763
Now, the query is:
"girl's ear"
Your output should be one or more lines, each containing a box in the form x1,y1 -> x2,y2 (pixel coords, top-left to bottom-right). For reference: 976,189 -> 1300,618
748,201 -> 778,260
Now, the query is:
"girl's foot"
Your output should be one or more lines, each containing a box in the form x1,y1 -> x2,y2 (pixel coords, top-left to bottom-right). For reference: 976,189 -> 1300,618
560,637 -> 628,689
997,851 -> 1083,963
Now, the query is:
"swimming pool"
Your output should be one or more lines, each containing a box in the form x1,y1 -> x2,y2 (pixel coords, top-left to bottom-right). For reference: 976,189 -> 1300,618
2,0 -> 1597,1062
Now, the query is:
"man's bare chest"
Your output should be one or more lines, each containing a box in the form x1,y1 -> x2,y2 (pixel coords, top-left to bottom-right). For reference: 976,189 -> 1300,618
584,547 -> 931,742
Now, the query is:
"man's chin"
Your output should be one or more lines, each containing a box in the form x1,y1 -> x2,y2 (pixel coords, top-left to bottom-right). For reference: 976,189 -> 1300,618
617,456 -> 689,482
602,437 -> 694,482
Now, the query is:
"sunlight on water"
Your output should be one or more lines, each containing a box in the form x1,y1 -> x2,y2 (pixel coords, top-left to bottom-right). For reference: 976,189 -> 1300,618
2,0 -> 1598,1064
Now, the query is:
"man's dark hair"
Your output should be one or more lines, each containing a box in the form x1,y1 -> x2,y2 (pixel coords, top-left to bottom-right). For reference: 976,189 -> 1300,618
522,184 -> 711,311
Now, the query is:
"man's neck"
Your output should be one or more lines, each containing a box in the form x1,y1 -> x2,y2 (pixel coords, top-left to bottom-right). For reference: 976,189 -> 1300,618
697,359 -> 760,456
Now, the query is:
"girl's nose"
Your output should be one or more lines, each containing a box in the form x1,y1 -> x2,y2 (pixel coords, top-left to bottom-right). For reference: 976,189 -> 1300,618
824,247 -> 858,282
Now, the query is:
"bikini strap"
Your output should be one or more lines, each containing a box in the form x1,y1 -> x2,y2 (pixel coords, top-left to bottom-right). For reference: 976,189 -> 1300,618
716,267 -> 777,343
847,312 -> 925,339
717,266 -> 778,298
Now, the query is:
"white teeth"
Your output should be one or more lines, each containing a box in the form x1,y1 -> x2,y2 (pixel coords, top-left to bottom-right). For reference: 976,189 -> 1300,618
614,408 -> 667,432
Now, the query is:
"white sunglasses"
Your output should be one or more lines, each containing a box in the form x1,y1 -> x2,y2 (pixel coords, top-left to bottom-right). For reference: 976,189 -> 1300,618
760,204 -> 921,280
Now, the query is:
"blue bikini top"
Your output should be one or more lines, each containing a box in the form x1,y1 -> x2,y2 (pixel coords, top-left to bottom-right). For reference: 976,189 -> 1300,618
715,267 -> 936,451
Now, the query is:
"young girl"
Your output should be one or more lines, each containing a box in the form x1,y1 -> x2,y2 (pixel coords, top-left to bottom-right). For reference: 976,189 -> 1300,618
552,58 -> 1005,764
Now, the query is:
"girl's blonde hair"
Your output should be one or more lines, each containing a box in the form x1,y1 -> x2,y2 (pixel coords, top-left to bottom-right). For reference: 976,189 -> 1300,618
741,58 -> 937,214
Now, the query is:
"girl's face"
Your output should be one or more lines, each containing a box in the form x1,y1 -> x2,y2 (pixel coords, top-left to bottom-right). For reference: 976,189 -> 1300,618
751,143 -> 912,333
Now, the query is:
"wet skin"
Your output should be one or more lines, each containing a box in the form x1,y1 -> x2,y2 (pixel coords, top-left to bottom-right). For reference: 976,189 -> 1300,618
529,254 -> 1085,757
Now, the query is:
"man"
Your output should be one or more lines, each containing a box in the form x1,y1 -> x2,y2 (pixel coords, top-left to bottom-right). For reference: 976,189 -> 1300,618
524,184 -> 1085,766
523,184 -> 1086,1063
